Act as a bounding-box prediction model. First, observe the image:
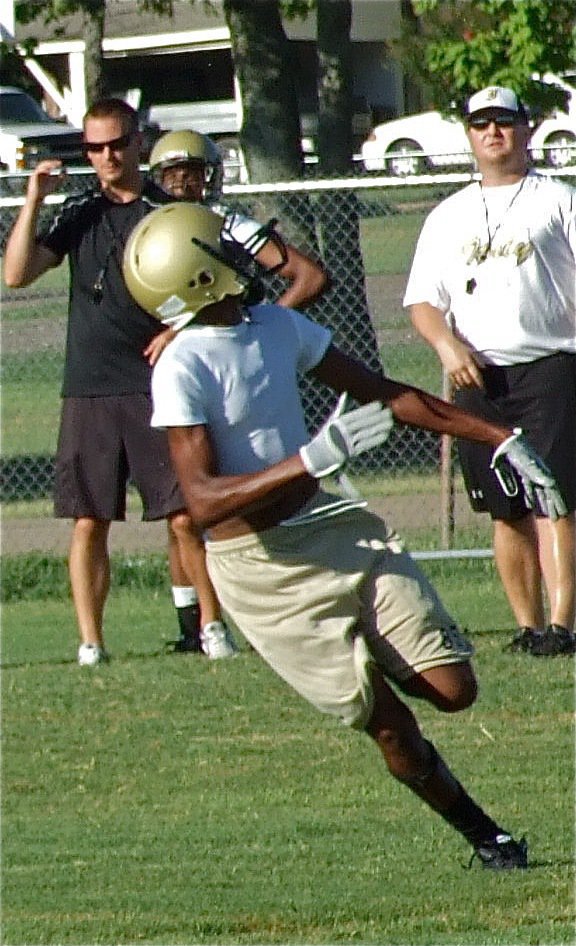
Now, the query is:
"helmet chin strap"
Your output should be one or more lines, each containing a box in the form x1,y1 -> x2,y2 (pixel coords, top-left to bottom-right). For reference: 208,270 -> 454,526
161,311 -> 197,331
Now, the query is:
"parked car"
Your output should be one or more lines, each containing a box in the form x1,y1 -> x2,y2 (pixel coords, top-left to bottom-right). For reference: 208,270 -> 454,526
360,109 -> 472,176
140,94 -> 373,182
362,74 -> 576,178
0,86 -> 86,172
529,72 -> 576,169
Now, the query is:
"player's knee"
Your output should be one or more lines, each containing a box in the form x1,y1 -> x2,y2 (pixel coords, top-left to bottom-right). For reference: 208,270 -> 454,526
433,669 -> 478,713
168,511 -> 199,541
73,516 -> 109,544
400,662 -> 478,713
440,684 -> 477,713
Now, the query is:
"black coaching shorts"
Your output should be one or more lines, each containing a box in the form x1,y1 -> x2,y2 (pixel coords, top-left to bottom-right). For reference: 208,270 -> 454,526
454,352 -> 576,520
54,394 -> 186,521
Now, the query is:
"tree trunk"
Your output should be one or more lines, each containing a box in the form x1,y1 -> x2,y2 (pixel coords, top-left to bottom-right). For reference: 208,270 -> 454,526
317,0 -> 354,175
223,0 -> 303,183
82,0 -> 108,104
223,0 -> 321,306
304,1 -> 384,466
223,0 -> 382,467
399,0 -> 426,113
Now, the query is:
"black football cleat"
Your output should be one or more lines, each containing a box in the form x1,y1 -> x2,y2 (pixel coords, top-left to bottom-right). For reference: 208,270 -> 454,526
506,625 -> 576,656
469,834 -> 528,870
504,627 -> 542,653
165,636 -> 203,654
532,625 -> 576,657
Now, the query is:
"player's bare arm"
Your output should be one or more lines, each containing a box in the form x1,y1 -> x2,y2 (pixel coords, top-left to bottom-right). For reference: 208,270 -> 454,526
313,347 -> 566,522
3,160 -> 63,287
263,243 -> 329,308
167,342 -> 545,537
313,346 -> 505,444
167,424 -> 316,537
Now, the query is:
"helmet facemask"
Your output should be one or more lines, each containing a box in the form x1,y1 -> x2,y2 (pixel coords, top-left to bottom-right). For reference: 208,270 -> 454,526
218,215 -> 289,305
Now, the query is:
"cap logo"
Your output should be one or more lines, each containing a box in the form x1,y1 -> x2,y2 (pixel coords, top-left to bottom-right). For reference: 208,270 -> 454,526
486,88 -> 498,100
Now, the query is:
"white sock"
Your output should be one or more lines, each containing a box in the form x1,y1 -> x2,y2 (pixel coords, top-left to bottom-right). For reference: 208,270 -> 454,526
171,586 -> 199,608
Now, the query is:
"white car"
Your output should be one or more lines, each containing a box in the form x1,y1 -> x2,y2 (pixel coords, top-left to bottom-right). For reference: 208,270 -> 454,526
361,110 -> 472,176
529,73 -> 576,169
362,74 -> 576,178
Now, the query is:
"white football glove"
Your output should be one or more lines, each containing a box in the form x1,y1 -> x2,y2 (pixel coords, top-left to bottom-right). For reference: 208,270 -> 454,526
490,428 -> 567,521
300,393 -> 393,479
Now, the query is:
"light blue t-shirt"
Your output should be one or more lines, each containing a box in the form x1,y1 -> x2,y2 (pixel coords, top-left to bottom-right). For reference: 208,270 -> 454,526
151,303 -> 332,475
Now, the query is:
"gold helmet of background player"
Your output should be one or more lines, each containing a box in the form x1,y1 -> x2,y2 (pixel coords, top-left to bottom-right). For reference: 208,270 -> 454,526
148,130 -> 223,202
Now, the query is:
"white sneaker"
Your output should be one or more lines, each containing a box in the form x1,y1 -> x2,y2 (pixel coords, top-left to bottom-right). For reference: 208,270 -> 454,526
200,621 -> 238,659
78,643 -> 110,667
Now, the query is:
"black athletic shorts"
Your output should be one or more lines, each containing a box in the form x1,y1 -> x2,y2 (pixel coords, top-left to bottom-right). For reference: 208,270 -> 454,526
54,394 -> 186,521
454,352 -> 576,520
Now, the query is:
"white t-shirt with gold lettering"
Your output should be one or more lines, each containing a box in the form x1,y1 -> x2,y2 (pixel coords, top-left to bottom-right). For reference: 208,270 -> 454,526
403,171 -> 576,365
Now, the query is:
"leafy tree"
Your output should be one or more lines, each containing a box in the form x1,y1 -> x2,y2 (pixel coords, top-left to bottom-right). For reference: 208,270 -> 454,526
14,0 -> 107,101
0,38 -> 38,91
398,0 -> 576,114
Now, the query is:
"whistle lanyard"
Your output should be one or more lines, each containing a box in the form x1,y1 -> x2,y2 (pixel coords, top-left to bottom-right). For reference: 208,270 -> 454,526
477,175 -> 528,262
92,205 -> 133,305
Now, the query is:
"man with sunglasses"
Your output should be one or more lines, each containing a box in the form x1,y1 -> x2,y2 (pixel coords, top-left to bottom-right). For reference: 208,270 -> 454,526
3,97 -> 241,664
404,86 -> 576,657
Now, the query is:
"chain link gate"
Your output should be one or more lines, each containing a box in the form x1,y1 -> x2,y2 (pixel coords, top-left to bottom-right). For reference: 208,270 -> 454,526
5,166 -> 570,554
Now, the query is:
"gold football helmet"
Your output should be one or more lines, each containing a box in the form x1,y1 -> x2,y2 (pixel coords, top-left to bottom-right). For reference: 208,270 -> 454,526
148,130 -> 223,202
123,203 -> 245,328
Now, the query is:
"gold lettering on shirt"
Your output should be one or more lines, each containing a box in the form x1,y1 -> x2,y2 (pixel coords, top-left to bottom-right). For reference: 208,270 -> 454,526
463,238 -> 534,266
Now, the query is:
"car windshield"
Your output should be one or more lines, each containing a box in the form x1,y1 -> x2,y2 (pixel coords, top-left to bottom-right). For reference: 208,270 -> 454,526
0,92 -> 53,124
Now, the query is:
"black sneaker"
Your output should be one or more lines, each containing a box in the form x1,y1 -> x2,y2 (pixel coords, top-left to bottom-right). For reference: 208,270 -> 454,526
504,627 -> 542,653
530,624 -> 576,657
165,637 -> 203,654
469,834 -> 528,870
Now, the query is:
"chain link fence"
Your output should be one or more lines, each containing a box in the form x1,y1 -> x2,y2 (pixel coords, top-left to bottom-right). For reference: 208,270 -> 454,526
2,166 -> 572,554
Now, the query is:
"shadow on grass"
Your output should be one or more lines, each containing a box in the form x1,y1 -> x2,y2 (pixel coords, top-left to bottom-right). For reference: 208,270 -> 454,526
0,647 -> 255,670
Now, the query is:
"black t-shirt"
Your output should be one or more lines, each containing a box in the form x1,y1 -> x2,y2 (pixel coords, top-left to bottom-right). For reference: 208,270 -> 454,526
41,181 -> 169,397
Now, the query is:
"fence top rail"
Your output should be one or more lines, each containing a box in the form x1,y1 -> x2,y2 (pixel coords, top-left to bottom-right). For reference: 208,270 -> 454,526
1,165 -> 574,208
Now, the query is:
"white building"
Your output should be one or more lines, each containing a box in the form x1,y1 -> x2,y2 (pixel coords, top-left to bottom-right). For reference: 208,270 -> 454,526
6,0 -> 417,132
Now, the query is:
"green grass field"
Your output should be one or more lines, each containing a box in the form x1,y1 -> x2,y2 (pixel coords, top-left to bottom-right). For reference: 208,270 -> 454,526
2,201 -> 574,943
2,557 -> 574,945
360,210 -> 425,275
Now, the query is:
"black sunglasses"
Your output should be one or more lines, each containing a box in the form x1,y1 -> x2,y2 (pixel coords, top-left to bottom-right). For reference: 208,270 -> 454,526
83,131 -> 134,153
467,114 -> 519,130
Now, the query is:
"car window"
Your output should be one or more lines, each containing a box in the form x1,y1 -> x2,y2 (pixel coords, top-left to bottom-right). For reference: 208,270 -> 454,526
0,92 -> 53,124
